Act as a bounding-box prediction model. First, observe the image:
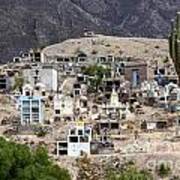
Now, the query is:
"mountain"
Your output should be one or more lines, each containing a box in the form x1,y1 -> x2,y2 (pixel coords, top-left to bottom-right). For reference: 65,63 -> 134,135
0,0 -> 179,63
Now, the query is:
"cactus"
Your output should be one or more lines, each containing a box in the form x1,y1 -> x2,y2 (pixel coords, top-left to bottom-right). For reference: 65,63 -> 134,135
169,12 -> 180,84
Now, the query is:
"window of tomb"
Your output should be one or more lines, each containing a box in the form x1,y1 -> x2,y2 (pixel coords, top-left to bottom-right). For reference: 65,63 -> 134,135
69,136 -> 78,143
111,123 -> 119,129
25,91 -> 30,96
42,91 -> 46,96
78,130 -> 83,135
80,136 -> 88,143
70,129 -> 76,135
64,58 -> 70,62
55,110 -> 60,114
57,57 -> 63,62
85,129 -> 90,135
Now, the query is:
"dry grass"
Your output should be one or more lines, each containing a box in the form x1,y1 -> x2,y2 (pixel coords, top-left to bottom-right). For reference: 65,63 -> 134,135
43,34 -> 170,66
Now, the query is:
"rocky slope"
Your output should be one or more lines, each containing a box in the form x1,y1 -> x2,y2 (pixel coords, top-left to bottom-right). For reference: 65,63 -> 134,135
0,0 -> 179,62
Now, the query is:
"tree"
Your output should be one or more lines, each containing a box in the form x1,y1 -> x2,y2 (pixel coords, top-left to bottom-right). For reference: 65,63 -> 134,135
82,65 -> 111,92
13,74 -> 24,91
0,137 -> 71,180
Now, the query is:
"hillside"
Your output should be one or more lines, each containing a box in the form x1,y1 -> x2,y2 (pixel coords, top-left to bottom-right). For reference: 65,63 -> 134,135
0,0 -> 179,62
43,35 -> 169,64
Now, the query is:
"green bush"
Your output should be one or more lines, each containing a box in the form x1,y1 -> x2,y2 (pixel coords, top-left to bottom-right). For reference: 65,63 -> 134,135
13,74 -> 24,91
0,137 -> 71,180
156,163 -> 171,178
107,164 -> 153,180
